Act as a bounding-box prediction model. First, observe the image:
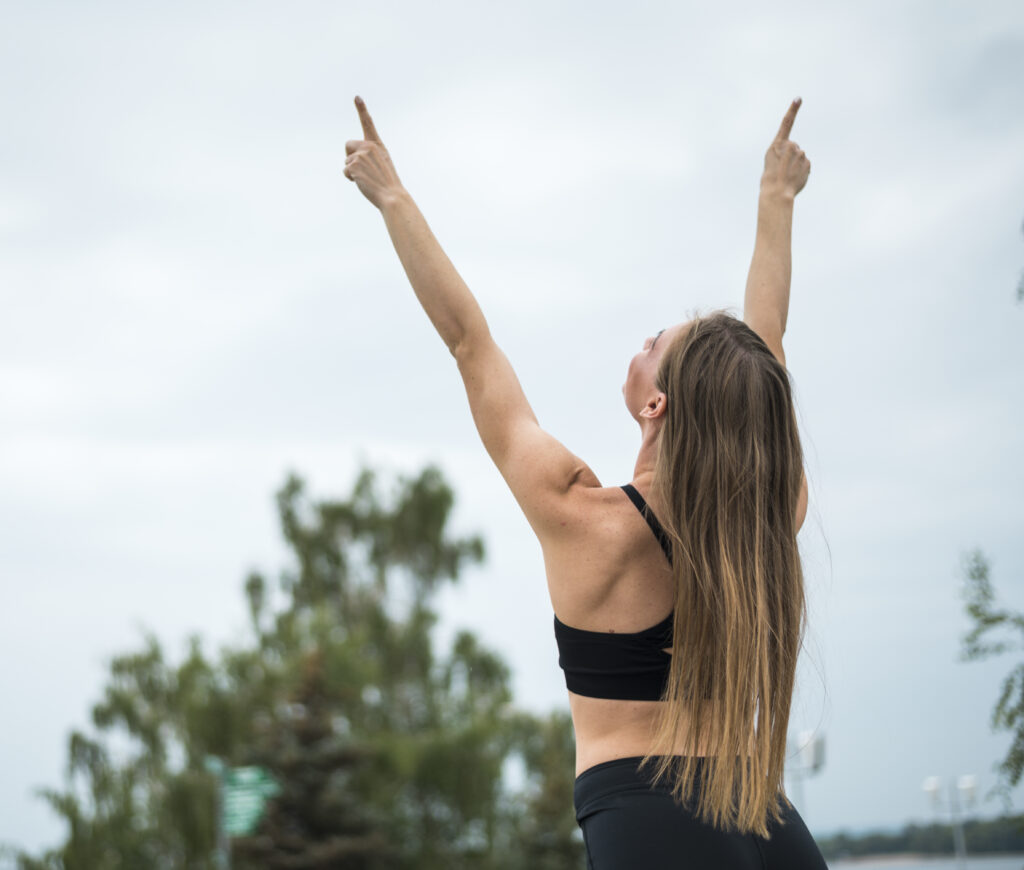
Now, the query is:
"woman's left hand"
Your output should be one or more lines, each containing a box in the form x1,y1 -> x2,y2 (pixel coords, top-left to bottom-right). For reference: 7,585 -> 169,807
761,97 -> 810,199
344,96 -> 406,209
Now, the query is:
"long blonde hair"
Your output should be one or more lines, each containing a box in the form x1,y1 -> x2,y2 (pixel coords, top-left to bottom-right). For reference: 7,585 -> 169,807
639,310 -> 806,837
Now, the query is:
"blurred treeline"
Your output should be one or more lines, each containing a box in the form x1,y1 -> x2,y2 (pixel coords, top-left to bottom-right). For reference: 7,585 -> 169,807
817,814 -> 1024,860
14,464 -> 584,869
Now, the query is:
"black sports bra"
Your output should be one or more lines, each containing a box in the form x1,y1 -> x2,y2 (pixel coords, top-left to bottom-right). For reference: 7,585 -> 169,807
553,484 -> 674,701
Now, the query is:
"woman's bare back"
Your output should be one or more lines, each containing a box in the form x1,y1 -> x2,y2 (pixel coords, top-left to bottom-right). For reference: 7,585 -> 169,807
543,482 -> 712,775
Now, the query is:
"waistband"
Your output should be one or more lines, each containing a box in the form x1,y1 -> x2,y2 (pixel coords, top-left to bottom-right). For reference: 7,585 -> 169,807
577,757 -> 737,818
574,755 -> 711,818
575,754 -> 713,785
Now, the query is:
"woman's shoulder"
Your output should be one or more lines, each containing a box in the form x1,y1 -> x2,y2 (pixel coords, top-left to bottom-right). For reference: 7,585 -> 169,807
543,479 -> 674,623
538,478 -> 645,547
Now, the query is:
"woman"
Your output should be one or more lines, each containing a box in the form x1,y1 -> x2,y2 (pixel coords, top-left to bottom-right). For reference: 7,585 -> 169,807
344,95 -> 826,869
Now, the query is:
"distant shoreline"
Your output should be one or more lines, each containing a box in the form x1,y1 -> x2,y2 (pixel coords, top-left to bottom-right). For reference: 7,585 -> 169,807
829,853 -> 1024,866
816,815 -> 1024,864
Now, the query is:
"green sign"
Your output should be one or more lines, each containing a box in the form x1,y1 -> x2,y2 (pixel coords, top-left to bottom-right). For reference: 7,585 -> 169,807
222,765 -> 280,836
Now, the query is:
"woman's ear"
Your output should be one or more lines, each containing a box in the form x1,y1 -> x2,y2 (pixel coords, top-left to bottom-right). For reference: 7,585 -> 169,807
638,391 -> 668,421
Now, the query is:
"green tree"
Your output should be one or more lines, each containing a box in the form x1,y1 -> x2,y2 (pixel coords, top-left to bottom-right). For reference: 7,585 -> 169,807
14,464 -> 584,869
960,548 -> 1024,803
504,711 -> 583,870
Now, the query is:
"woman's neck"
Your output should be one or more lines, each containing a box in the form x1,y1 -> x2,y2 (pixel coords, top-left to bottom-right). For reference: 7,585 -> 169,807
631,419 -> 662,490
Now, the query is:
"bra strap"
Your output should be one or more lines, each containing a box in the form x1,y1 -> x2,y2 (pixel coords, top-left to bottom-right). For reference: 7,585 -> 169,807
620,484 -> 674,565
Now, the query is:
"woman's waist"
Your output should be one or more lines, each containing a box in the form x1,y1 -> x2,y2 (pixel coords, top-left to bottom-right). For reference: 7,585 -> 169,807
572,715 -> 713,779
569,700 -> 712,773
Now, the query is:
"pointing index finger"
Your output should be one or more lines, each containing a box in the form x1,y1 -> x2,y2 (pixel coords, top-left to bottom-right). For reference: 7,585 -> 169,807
775,97 -> 802,142
355,95 -> 383,144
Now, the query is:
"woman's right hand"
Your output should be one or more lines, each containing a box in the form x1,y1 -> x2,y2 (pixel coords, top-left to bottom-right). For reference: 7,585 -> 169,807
761,98 -> 811,198
344,96 -> 406,210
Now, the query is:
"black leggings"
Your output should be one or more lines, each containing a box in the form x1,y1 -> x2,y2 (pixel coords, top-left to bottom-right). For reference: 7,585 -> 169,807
574,757 -> 828,869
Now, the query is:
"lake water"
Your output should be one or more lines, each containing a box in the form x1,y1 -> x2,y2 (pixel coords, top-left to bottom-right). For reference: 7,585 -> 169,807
828,855 -> 1024,870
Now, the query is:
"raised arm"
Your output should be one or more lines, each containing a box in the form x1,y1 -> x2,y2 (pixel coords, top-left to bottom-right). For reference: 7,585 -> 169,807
343,96 -> 588,533
742,98 -> 811,530
343,97 -> 484,353
743,98 -> 811,369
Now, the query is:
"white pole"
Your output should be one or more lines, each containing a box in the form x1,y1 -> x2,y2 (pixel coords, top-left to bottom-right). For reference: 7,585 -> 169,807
922,774 -> 972,870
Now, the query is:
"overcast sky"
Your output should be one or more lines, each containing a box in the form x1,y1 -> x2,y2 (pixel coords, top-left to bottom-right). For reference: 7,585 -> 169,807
2,0 -> 1023,855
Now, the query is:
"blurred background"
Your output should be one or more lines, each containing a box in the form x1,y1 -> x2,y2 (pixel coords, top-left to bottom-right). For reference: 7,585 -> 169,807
1,0 -> 1023,865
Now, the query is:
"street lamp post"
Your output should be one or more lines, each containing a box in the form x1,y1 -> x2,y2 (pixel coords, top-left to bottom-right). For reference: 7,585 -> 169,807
922,774 -> 976,870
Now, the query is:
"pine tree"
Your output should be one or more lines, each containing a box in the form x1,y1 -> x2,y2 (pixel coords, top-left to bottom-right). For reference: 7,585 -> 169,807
15,463 -> 584,869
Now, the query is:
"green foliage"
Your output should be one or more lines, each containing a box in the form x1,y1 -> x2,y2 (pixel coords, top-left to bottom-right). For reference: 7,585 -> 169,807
14,463 -> 584,869
960,548 -> 1024,803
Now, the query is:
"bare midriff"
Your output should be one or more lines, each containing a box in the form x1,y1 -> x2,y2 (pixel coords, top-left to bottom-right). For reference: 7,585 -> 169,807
568,692 -> 712,778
